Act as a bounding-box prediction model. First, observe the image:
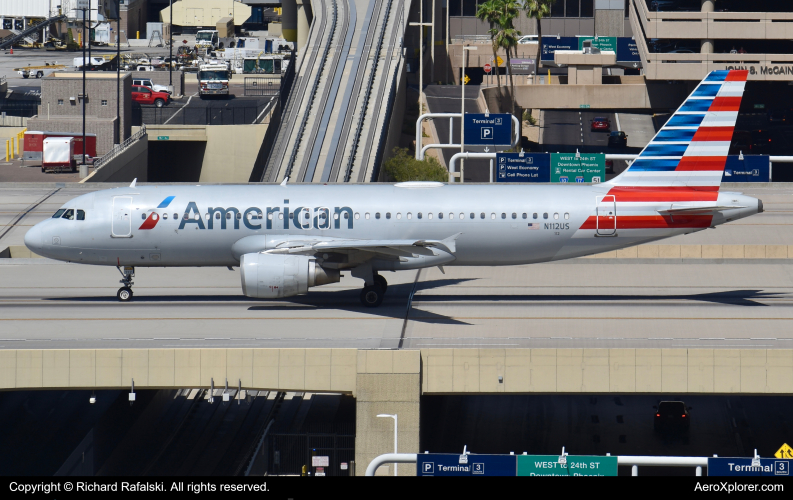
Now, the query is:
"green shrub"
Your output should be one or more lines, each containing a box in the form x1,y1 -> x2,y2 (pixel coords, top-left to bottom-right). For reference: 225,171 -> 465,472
383,147 -> 449,182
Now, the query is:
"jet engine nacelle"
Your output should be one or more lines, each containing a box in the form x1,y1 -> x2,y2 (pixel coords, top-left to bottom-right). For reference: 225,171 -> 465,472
240,253 -> 340,299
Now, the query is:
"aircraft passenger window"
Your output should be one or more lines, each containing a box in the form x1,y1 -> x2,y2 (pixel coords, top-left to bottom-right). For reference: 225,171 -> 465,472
174,213 -> 178,220
449,213 -> 454,220
52,209 -> 66,218
62,209 -> 74,220
533,213 -> 538,219
407,213 -> 412,219
438,213 -> 443,219
279,213 -> 284,220
428,213 -> 433,219
305,212 -> 311,219
512,213 -> 517,219
501,213 -> 506,219
491,213 -> 495,220
76,210 -> 85,221
141,213 -> 146,220
460,213 -> 464,220
480,213 -> 485,219
554,213 -> 559,220
163,213 -> 168,220
237,213 -> 242,219
386,212 -> 391,219
344,212 -> 349,219
334,213 -> 339,220
564,213 -> 569,220
396,213 -> 402,219
365,213 -> 370,219
522,213 -> 527,219
216,213 -> 221,219
289,213 -> 294,219
205,213 -> 210,220
226,213 -> 231,219
354,213 -> 360,220
418,212 -> 422,219
375,212 -> 381,219
194,213 -> 200,220
470,213 -> 475,219
543,213 -> 548,219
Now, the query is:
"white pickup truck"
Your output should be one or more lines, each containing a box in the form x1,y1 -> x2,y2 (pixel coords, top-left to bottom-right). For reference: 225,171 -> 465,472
16,63 -> 65,79
131,77 -> 171,94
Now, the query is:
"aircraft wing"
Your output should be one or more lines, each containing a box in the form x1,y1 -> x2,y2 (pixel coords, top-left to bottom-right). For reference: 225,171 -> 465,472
265,233 -> 461,259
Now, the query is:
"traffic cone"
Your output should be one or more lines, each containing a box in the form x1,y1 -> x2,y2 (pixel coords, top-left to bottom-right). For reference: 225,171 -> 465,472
9,47 -> 12,54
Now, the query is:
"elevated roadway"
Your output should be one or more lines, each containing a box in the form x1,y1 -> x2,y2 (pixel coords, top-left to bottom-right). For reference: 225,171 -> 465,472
262,0 -> 409,184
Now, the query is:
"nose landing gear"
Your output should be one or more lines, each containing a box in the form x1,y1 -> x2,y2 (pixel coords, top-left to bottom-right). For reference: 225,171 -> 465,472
117,266 -> 135,302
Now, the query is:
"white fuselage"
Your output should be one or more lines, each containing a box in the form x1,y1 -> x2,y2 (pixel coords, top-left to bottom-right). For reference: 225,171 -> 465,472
24,183 -> 762,269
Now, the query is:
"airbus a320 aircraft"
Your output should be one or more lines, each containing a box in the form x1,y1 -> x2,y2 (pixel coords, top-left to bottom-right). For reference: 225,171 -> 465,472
25,70 -> 762,307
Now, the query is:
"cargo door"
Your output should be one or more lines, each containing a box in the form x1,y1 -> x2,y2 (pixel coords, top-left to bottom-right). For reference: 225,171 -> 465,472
596,195 -> 616,236
112,196 -> 132,237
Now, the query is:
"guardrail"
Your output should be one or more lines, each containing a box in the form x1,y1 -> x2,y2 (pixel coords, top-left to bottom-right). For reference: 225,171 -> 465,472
93,125 -> 146,171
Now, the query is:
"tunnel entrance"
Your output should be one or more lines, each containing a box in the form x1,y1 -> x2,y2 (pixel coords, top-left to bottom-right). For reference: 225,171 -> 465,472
147,140 -> 207,182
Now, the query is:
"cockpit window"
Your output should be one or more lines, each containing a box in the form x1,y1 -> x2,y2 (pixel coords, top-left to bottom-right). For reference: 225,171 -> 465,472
76,210 -> 85,221
52,209 -> 66,218
61,209 -> 75,220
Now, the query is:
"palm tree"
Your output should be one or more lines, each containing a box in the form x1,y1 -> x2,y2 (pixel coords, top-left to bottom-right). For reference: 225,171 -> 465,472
523,0 -> 556,68
476,0 -> 503,90
494,23 -> 520,117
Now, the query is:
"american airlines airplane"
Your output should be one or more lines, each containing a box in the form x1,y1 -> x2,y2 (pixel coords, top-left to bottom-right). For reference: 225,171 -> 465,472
24,70 -> 762,307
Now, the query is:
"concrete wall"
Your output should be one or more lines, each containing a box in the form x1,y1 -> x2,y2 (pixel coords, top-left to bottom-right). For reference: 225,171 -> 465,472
482,79 -> 691,112
199,123 -> 270,183
355,350 -> 420,476
82,135 -> 148,183
421,349 -> 793,395
120,0 -> 148,44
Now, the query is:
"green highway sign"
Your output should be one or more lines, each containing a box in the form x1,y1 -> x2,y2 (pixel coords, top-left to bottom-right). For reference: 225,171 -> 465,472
517,455 -> 618,476
551,153 -> 605,183
578,36 -> 617,54
579,104 -> 590,109
157,136 -> 169,140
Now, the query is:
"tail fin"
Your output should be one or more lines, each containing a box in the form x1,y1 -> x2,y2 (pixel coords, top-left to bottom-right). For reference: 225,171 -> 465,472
608,69 -> 748,190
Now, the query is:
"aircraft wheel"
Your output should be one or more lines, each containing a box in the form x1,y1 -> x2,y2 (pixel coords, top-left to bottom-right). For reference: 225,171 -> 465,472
374,274 -> 387,293
360,285 -> 384,308
117,287 -> 133,302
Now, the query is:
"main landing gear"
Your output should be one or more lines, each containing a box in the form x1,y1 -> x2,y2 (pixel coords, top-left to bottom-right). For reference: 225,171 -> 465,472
117,266 -> 135,302
360,273 -> 388,308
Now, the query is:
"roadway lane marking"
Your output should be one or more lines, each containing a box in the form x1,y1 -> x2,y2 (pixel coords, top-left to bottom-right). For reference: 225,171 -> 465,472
255,96 -> 276,123
162,92 -> 198,125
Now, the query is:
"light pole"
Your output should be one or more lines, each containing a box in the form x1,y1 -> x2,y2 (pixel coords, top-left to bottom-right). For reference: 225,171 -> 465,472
169,0 -> 173,88
409,12 -> 432,118
81,5 -> 86,166
377,413 -> 398,476
116,0 -> 120,144
460,45 -> 476,183
430,0 -> 435,84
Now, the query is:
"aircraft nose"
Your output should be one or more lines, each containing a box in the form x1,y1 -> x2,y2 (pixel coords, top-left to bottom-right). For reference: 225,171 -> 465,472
24,224 -> 43,254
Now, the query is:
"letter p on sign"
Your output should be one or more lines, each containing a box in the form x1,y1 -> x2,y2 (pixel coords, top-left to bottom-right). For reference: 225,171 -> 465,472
481,127 -> 493,139
424,462 -> 435,474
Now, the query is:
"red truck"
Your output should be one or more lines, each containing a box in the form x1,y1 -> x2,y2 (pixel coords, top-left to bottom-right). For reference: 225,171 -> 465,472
24,131 -> 97,163
131,85 -> 171,108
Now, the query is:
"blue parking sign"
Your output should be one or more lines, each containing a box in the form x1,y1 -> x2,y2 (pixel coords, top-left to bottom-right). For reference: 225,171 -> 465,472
463,114 -> 512,147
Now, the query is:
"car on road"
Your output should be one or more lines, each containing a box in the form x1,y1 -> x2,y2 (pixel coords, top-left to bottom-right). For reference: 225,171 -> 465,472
517,35 -> 538,44
591,116 -> 610,132
131,85 -> 171,108
608,130 -> 628,147
654,401 -> 691,432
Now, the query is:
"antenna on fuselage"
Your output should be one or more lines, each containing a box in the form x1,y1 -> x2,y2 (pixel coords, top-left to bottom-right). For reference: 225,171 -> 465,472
130,178 -> 137,188
280,176 -> 288,186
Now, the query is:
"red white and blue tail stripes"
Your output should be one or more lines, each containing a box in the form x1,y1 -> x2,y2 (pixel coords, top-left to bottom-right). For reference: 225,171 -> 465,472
609,69 -> 747,191
577,70 -> 748,235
